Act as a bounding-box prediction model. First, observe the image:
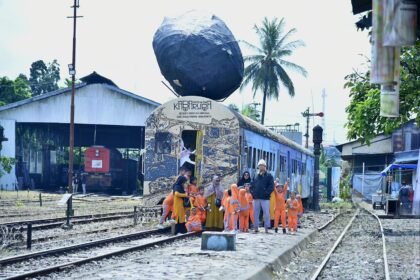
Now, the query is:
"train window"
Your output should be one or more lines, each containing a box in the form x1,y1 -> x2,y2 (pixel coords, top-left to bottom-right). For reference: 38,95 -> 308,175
247,146 -> 252,167
155,132 -> 171,154
269,153 -> 272,170
252,148 -> 256,168
273,154 -> 276,171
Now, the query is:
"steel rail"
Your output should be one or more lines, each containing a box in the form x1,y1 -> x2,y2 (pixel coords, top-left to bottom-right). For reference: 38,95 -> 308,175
0,227 -> 170,266
310,208 -> 390,280
309,209 -> 359,280
3,231 -> 199,280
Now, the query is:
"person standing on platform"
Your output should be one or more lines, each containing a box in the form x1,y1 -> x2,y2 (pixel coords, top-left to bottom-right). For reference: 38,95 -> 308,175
274,178 -> 289,234
238,188 -> 250,232
245,183 -> 254,228
296,194 -> 304,228
204,176 -> 224,231
158,191 -> 174,228
237,171 -> 251,187
172,176 -> 189,234
251,159 -> 274,233
269,179 -> 279,228
287,191 -> 298,234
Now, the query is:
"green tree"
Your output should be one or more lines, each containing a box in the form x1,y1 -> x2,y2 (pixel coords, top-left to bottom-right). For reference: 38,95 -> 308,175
241,104 -> 261,123
0,74 -> 32,106
0,156 -> 15,179
228,104 -> 239,112
241,17 -> 307,124
29,60 -> 60,96
344,41 -> 420,144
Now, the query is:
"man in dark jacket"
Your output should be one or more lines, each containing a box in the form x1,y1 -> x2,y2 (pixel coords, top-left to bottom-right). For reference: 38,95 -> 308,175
251,159 -> 274,233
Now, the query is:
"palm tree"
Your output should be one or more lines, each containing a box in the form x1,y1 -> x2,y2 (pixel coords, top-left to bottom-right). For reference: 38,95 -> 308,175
241,17 -> 308,125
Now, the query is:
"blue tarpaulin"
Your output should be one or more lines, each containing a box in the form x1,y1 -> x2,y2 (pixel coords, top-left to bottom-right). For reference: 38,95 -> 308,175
380,163 -> 417,176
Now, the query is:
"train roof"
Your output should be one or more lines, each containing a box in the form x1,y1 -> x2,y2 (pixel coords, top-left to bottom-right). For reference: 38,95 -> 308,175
230,109 -> 314,157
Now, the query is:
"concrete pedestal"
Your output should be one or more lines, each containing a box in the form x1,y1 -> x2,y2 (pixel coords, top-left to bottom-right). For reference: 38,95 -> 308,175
201,231 -> 236,251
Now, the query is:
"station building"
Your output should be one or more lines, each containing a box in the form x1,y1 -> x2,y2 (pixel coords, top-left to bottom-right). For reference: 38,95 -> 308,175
0,72 -> 159,193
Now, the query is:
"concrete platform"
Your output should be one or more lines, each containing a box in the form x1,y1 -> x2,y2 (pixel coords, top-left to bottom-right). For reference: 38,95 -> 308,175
94,227 -> 318,280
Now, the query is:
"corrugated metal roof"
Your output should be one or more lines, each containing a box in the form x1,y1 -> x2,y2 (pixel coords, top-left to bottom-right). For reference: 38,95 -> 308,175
0,84 -> 83,112
230,109 -> 314,157
0,79 -> 160,112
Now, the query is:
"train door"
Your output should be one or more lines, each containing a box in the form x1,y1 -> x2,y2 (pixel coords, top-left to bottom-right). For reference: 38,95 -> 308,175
181,130 -> 203,185
287,150 -> 291,179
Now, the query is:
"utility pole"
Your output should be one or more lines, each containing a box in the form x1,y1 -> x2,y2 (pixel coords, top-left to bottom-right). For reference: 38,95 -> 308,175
321,89 -> 327,140
64,0 -> 82,229
302,108 -> 324,148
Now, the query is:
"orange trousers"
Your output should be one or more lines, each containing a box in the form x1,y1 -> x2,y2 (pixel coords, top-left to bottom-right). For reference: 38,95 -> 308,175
288,214 -> 298,231
239,211 -> 249,231
274,209 -> 286,229
249,206 -> 254,225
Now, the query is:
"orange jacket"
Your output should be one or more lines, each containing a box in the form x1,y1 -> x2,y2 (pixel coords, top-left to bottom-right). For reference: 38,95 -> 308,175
245,192 -> 253,204
230,184 -> 240,213
297,198 -> 304,214
287,198 -> 299,217
274,182 -> 288,210
193,194 -> 207,211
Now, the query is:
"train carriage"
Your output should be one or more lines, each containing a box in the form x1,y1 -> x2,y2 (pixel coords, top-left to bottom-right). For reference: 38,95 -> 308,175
144,96 -> 314,201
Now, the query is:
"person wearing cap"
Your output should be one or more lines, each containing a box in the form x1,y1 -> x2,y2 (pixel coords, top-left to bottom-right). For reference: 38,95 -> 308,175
251,159 -> 274,233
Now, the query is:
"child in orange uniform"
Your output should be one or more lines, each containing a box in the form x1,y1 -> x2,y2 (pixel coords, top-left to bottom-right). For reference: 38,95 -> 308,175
186,207 -> 202,232
286,191 -> 298,234
274,178 -> 289,234
228,184 -> 240,231
221,190 -> 230,231
296,194 -> 304,228
238,189 -> 250,232
187,176 -> 199,195
245,184 -> 254,227
158,192 -> 174,228
192,187 -> 208,224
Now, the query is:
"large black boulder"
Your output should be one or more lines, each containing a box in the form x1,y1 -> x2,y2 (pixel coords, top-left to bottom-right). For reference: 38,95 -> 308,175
153,11 -> 244,100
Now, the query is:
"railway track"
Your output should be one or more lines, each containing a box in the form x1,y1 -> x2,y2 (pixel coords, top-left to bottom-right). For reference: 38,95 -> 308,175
0,227 -> 200,279
310,208 -> 389,280
0,207 -> 161,231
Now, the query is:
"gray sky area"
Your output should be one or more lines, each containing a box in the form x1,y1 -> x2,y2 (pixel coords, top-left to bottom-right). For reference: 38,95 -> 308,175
0,0 -> 371,145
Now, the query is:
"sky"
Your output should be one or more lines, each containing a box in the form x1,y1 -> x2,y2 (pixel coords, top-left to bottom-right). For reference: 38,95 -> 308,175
0,0 -> 371,145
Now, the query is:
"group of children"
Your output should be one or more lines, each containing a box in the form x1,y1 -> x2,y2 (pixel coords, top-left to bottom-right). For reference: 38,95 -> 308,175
220,178 -> 304,234
158,173 -> 304,235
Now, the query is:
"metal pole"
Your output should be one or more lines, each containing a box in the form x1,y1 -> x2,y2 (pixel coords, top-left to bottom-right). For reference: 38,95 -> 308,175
362,162 -> 365,201
27,224 -> 32,249
39,192 -> 42,207
305,109 -> 310,148
66,0 -> 79,229
68,0 -> 77,195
